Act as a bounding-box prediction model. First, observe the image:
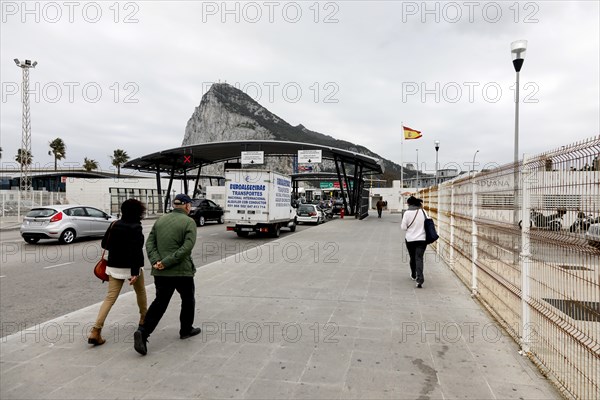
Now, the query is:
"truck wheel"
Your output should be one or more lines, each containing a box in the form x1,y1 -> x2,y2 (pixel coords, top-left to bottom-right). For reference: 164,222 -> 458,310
236,231 -> 249,238
289,222 -> 296,232
272,224 -> 281,238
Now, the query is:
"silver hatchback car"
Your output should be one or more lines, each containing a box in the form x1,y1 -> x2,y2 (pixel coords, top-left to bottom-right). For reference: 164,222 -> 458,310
20,205 -> 116,244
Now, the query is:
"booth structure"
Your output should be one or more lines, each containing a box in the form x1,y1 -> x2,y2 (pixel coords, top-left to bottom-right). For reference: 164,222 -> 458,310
123,140 -> 384,217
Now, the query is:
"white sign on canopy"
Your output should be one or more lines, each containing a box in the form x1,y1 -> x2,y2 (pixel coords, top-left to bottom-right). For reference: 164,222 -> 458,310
298,150 -> 322,163
241,151 -> 264,165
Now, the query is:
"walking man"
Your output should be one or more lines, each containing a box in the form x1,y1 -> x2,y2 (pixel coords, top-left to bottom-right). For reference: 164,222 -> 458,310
376,198 -> 385,218
134,194 -> 200,355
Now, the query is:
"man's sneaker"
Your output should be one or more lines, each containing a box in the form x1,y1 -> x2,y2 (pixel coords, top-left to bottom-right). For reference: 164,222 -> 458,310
180,327 -> 201,340
133,329 -> 147,355
410,274 -> 417,281
416,283 -> 423,288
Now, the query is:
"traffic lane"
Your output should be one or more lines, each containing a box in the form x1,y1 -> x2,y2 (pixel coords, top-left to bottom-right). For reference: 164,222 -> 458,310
0,221 -> 315,337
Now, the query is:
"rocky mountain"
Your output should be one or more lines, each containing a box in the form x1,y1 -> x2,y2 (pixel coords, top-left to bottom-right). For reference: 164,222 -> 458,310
182,83 -> 414,183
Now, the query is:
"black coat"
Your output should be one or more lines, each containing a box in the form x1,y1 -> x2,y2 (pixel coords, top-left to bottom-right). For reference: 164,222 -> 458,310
101,220 -> 145,276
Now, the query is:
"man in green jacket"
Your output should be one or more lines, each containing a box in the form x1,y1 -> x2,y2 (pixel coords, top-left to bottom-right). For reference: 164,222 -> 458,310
134,194 -> 199,356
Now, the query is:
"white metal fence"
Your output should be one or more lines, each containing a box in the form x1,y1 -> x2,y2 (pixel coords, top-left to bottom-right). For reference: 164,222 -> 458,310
421,136 -> 600,400
0,190 -> 68,218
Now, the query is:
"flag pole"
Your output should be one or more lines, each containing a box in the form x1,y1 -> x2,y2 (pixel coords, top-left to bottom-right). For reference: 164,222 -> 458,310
401,122 -> 404,191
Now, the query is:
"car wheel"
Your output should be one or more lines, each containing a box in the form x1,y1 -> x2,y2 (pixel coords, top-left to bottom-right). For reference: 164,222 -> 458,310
316,217 -> 321,224
219,215 -> 224,224
24,237 -> 40,244
197,216 -> 206,227
59,229 -> 76,244
236,231 -> 249,238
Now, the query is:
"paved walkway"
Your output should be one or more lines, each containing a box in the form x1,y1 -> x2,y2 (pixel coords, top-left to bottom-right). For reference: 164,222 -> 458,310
0,213 -> 560,399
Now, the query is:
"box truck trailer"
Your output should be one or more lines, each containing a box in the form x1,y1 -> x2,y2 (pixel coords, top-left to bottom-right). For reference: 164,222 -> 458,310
224,170 -> 297,237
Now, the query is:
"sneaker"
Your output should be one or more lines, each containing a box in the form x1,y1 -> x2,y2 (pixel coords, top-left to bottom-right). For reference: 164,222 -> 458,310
410,274 -> 416,281
134,329 -> 147,355
416,283 -> 423,288
180,327 -> 201,339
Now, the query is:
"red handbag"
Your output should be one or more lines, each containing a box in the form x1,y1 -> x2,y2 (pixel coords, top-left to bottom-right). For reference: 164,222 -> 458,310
94,222 -> 115,283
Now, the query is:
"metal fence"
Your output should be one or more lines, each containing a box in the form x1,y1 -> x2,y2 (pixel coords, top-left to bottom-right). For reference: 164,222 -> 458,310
421,136 -> 600,400
0,190 -> 68,218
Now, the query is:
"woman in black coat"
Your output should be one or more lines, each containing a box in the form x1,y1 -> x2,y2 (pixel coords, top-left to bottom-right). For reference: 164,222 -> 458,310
88,199 -> 148,345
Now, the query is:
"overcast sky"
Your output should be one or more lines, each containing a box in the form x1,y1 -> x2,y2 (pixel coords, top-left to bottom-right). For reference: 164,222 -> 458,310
1,1 -> 598,175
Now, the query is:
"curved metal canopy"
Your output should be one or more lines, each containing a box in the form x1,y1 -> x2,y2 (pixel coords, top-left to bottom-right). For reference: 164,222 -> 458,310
124,140 -> 384,175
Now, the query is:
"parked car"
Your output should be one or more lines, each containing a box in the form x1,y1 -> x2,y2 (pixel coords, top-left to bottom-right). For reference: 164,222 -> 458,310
189,198 -> 224,226
296,204 -> 325,224
20,205 -> 116,244
585,223 -> 600,249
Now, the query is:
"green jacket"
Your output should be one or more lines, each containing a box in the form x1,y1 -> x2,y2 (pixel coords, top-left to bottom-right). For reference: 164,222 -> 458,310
146,208 -> 197,277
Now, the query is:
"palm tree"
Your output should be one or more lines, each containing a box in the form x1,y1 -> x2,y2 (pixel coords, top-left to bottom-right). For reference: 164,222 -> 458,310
83,157 -> 99,172
15,148 -> 33,166
110,149 -> 129,177
48,138 -> 66,171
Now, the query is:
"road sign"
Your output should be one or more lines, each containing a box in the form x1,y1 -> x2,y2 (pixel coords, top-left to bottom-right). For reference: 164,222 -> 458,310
298,150 -> 322,164
241,151 -> 264,165
320,182 -> 334,189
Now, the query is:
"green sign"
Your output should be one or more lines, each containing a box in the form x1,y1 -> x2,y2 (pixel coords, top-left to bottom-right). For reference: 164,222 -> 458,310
320,182 -> 334,189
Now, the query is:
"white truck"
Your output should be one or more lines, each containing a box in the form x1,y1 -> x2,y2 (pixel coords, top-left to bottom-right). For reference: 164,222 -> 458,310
224,169 -> 297,237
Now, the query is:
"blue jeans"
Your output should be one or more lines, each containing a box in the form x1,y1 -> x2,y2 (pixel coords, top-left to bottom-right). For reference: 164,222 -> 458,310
405,240 -> 427,284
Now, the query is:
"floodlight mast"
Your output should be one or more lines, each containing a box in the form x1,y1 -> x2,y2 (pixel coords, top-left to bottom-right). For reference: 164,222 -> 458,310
14,59 -> 37,193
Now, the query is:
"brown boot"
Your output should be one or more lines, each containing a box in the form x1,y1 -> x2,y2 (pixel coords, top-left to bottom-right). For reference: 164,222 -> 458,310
88,327 -> 106,346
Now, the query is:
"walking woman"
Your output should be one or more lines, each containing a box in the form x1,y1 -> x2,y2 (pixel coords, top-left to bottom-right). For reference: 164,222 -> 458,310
401,196 -> 427,288
88,199 -> 148,345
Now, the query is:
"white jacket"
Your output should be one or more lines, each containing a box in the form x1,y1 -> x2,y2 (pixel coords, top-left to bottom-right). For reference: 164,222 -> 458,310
401,208 -> 426,242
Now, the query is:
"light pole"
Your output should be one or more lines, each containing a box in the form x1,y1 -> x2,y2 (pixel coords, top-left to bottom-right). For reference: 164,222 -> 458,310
472,150 -> 480,176
434,140 -> 440,186
415,149 -> 419,190
511,40 -> 527,226
14,59 -> 37,194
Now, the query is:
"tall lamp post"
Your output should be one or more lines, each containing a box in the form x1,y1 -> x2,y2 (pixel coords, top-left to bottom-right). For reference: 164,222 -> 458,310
472,150 -> 480,176
511,40 -> 527,226
434,140 -> 440,186
14,59 -> 37,194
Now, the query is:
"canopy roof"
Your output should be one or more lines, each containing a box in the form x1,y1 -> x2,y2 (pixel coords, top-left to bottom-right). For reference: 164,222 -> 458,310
124,140 -> 384,175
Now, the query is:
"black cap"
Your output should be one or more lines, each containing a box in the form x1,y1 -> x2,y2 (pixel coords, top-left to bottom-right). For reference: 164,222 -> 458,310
173,194 -> 192,205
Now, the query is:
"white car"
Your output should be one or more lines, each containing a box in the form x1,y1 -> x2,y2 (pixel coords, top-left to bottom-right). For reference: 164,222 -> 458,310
296,204 -> 325,224
585,223 -> 600,248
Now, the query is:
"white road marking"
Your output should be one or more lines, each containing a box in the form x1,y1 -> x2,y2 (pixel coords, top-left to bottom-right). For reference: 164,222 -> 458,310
43,262 -> 75,270
210,233 -> 219,236
0,275 -> 6,278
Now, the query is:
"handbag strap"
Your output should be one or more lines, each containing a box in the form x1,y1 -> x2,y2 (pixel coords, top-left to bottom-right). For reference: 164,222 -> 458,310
421,209 -> 428,219
407,209 -> 419,229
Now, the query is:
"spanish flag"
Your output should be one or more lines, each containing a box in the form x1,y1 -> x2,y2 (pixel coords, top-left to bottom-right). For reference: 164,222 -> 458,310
403,125 -> 422,140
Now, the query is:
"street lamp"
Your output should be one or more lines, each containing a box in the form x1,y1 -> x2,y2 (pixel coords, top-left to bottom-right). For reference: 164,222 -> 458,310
511,40 -> 527,226
434,140 -> 440,186
472,150 -> 480,176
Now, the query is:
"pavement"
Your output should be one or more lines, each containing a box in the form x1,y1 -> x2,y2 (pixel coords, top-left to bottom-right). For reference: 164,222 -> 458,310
0,213 -> 560,399
0,216 -> 22,232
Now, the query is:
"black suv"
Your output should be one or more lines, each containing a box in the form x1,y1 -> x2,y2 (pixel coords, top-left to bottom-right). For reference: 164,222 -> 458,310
189,199 -> 224,227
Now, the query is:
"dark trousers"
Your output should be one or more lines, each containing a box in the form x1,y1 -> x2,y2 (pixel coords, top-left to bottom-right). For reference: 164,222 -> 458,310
142,275 -> 196,337
377,209 -> 382,218
405,240 -> 427,284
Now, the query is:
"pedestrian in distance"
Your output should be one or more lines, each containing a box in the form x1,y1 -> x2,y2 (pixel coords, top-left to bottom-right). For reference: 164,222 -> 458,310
376,198 -> 385,218
88,199 -> 148,346
134,194 -> 200,356
400,196 -> 427,288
